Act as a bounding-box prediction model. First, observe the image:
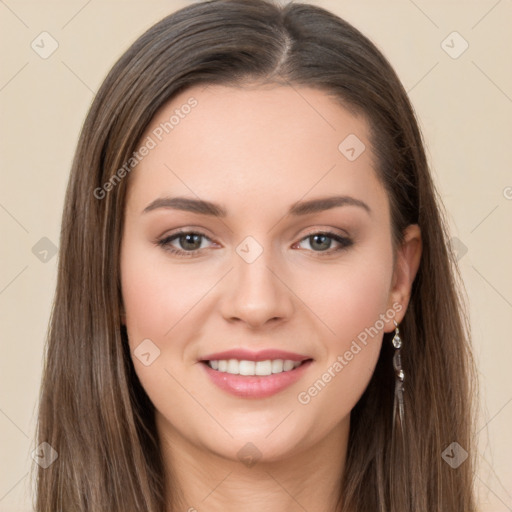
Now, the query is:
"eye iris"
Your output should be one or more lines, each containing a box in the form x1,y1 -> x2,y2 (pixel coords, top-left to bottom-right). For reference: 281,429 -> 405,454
180,233 -> 202,250
310,234 -> 331,251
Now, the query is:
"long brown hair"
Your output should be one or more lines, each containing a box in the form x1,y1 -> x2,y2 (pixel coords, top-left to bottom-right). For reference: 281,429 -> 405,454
34,0 -> 478,510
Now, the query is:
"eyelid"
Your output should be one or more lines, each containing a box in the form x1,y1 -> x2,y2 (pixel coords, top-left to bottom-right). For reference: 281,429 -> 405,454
299,225 -> 351,239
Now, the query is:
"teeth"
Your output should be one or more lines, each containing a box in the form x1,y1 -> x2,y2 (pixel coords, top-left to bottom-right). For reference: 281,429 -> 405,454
207,358 -> 302,376
227,359 -> 239,374
238,360 -> 255,375
271,359 -> 283,373
283,360 -> 295,371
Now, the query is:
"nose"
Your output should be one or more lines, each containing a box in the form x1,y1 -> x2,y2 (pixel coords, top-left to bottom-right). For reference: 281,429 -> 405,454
219,242 -> 294,330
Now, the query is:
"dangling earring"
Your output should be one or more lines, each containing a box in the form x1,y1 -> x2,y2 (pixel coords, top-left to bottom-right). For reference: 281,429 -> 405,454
392,320 -> 405,432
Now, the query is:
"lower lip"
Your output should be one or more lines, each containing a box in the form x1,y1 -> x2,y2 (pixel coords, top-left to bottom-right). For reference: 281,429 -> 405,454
200,360 -> 313,399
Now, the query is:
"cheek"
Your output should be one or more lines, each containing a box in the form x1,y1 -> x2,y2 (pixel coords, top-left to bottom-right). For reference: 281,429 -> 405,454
120,241 -> 206,423
298,252 -> 393,347
293,250 -> 393,416
120,240 -> 212,348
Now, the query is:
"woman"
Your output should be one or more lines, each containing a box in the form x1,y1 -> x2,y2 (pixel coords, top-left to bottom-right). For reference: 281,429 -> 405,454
34,0 -> 477,510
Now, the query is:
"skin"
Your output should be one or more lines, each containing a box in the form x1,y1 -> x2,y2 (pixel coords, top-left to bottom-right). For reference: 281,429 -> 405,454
120,84 -> 422,512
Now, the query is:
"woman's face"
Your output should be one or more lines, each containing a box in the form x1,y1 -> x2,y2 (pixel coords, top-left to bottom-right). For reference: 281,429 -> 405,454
120,84 -> 416,463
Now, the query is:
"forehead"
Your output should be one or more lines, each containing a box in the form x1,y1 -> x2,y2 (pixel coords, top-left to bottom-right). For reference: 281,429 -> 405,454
125,84 -> 386,218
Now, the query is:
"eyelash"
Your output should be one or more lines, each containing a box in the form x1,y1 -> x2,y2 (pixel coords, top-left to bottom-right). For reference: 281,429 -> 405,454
156,229 -> 353,258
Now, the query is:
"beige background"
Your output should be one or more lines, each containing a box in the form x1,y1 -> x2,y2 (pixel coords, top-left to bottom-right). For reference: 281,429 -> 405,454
0,0 -> 511,510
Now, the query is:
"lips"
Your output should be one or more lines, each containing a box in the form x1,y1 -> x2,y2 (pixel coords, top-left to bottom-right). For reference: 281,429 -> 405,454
199,348 -> 313,398
200,348 -> 311,363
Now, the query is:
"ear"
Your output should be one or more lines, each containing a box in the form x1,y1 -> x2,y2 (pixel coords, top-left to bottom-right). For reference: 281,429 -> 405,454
385,224 -> 422,331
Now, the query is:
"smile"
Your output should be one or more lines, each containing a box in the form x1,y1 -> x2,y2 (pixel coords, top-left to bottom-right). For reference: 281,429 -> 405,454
206,359 -> 303,375
199,349 -> 313,399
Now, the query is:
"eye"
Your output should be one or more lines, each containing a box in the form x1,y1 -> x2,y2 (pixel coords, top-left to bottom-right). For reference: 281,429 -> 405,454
157,229 -> 353,258
157,230 -> 215,257
294,231 -> 353,254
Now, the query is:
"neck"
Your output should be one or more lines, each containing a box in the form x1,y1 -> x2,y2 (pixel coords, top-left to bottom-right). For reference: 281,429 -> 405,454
158,415 -> 349,512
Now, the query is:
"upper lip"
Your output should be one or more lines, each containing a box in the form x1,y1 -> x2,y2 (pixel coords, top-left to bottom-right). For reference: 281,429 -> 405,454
200,348 -> 312,362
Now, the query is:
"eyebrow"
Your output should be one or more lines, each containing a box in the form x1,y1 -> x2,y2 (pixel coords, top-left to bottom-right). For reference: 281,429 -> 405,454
142,195 -> 371,217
